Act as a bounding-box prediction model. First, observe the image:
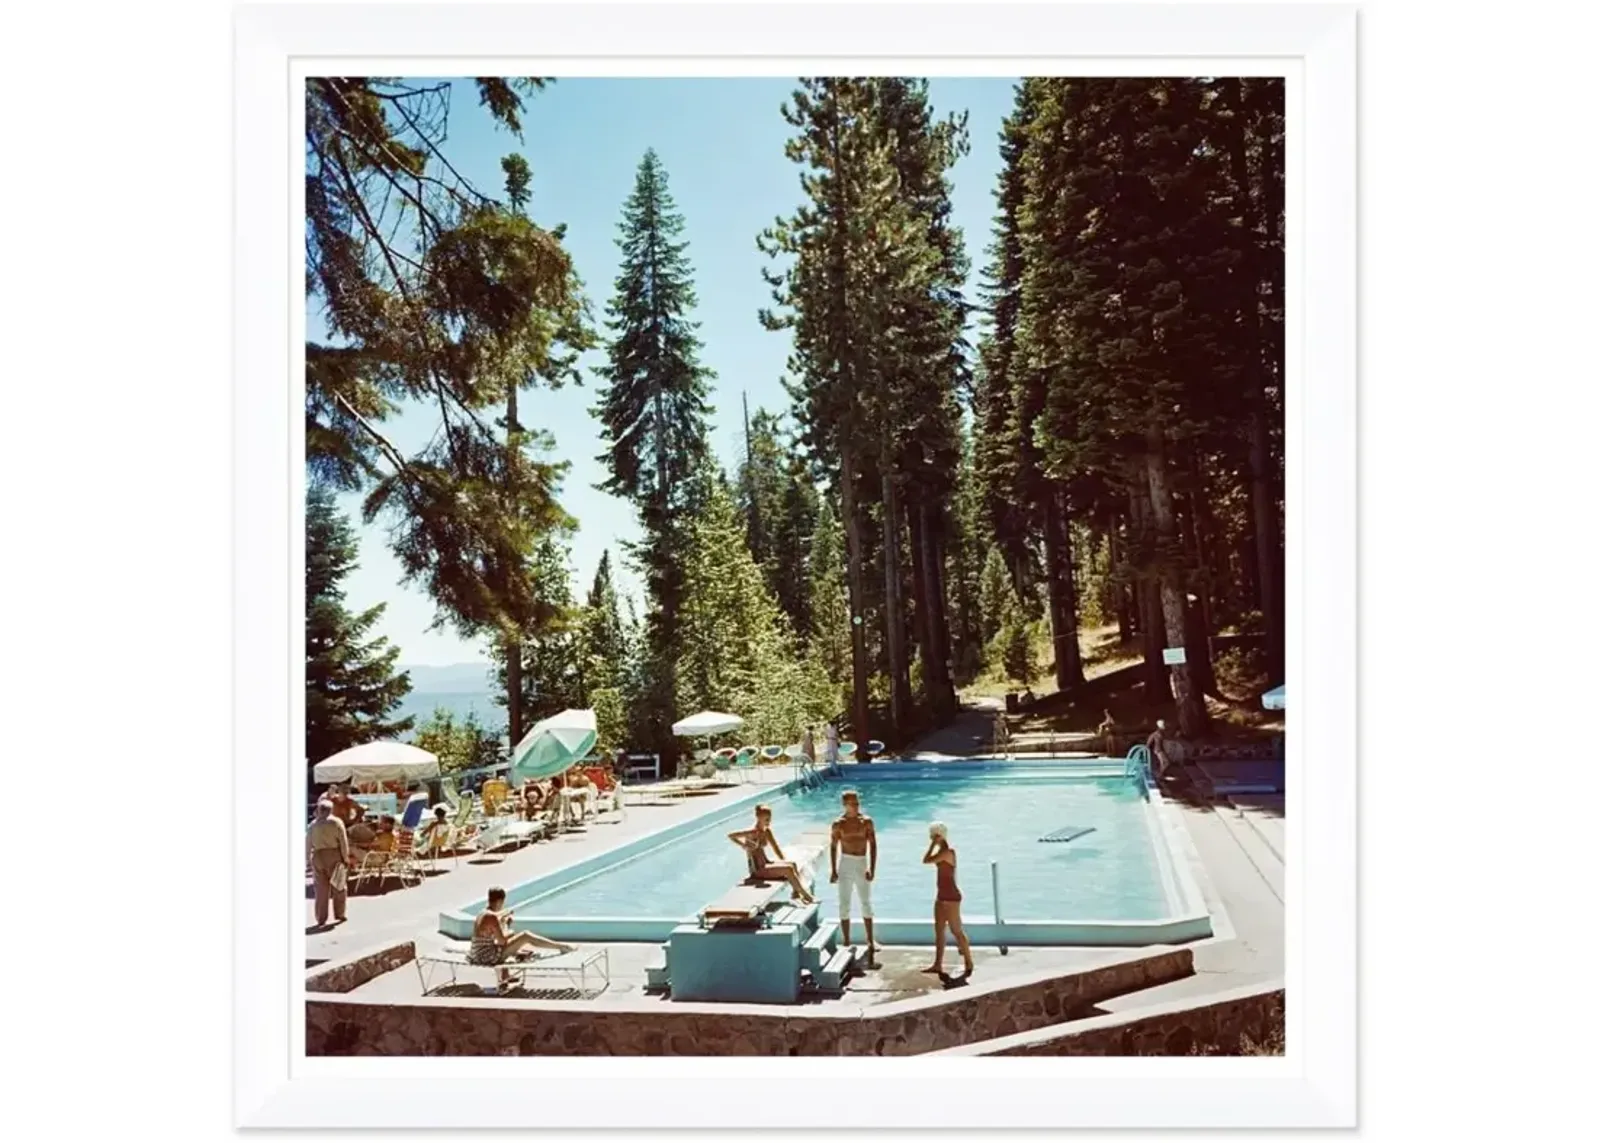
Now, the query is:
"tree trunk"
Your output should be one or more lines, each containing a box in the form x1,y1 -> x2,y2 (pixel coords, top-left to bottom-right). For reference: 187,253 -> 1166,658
1130,486 -> 1170,700
1178,452 -> 1218,697
929,524 -> 957,718
1041,487 -> 1071,692
907,500 -> 931,706
880,464 -> 911,740
1250,409 -> 1283,681
505,385 -> 523,751
1045,486 -> 1084,690
917,501 -> 955,722
1145,430 -> 1208,737
1222,78 -> 1285,685
1110,520 -> 1134,641
839,443 -> 872,747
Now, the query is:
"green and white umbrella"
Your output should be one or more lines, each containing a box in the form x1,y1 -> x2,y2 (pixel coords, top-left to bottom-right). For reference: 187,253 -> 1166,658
509,708 -> 598,785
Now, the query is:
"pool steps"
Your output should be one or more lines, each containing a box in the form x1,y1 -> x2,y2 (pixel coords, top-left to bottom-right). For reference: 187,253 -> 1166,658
644,894 -> 860,1000
802,921 -> 839,973
815,946 -> 857,994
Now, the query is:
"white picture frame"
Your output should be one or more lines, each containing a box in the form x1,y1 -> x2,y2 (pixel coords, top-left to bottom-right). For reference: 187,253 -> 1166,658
237,2 -> 1355,1128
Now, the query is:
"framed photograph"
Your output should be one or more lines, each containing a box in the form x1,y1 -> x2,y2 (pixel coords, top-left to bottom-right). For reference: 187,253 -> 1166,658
237,1 -> 1355,1129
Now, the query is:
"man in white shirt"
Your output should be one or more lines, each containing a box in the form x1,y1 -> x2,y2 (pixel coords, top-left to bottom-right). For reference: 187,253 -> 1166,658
306,800 -> 349,927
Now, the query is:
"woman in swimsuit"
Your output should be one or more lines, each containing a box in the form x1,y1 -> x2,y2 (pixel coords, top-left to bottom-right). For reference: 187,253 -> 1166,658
921,822 -> 975,979
467,887 -> 575,990
727,805 -> 817,904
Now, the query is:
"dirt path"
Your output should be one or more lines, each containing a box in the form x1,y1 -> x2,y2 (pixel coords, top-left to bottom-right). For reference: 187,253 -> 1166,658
900,696 -> 1003,758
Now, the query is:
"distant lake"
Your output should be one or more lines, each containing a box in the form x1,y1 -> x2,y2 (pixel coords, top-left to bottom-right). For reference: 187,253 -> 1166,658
393,664 -> 504,735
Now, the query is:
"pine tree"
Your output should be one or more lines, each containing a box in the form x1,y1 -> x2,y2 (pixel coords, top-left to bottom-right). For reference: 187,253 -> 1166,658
943,441 -> 987,683
998,593 -> 1036,691
306,78 -> 594,662
676,474 -> 834,752
973,81 -> 1038,592
489,536 -> 583,731
760,78 -> 882,743
736,406 -> 791,589
761,78 -> 969,742
771,454 -> 820,636
977,545 -> 1013,650
806,502 -> 853,696
579,549 -> 628,687
592,148 -> 714,751
305,486 -> 413,765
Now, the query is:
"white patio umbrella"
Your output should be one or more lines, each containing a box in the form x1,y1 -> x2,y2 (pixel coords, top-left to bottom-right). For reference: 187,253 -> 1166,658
313,741 -> 439,784
671,710 -> 745,737
672,710 -> 746,773
509,708 -> 598,785
1261,685 -> 1286,711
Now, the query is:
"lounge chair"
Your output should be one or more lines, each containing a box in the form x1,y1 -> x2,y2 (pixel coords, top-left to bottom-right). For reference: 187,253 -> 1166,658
583,767 -> 623,817
732,746 -> 758,783
348,848 -> 393,893
413,943 -> 611,998
378,829 -> 424,888
481,778 -> 510,817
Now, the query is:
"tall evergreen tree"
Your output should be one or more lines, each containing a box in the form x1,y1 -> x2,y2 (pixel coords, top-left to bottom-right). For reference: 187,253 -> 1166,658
305,486 -> 413,766
761,78 -> 969,742
806,502 -> 852,697
592,148 -> 714,753
579,549 -> 628,686
736,405 -> 790,585
676,473 -> 834,753
306,78 -> 594,668
489,535 -> 584,730
578,549 -> 632,752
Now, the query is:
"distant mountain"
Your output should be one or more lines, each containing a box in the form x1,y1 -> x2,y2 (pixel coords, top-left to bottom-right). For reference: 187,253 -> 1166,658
394,663 -> 502,734
400,663 -> 494,694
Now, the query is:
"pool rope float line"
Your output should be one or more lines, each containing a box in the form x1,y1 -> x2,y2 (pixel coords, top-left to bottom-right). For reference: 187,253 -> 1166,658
1038,825 -> 1097,844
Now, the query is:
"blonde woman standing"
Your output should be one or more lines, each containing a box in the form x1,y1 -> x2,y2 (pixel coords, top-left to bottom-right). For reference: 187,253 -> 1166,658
921,822 -> 975,979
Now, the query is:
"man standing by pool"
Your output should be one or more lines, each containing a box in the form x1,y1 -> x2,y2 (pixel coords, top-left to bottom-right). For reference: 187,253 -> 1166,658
306,799 -> 349,928
829,789 -> 877,961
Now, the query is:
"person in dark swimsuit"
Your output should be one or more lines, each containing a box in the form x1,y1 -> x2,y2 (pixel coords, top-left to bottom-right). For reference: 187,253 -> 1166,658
468,887 -> 574,991
727,804 -> 817,904
921,822 -> 975,979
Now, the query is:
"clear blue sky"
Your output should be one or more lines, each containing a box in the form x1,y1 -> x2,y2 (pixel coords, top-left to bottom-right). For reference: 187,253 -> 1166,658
322,76 -> 1020,667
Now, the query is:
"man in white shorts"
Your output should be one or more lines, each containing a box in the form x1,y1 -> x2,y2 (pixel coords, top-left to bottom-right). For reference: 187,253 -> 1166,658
829,789 -> 877,960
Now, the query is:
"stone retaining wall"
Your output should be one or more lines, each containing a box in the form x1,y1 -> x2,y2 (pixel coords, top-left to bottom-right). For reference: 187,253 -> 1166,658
305,947 -> 1193,1056
306,941 -> 416,994
945,982 -> 1285,1056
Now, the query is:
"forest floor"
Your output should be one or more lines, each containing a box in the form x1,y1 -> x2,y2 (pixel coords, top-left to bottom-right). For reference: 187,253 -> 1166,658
959,624 -> 1284,746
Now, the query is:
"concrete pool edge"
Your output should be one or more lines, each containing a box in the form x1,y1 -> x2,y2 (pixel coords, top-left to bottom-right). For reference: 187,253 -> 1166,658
442,758 -> 1216,947
439,778 -> 789,939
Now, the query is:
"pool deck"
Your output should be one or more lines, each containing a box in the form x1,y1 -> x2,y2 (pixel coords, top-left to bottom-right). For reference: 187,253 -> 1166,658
305,770 -> 793,967
348,940 -> 1143,1011
307,751 -> 1284,1049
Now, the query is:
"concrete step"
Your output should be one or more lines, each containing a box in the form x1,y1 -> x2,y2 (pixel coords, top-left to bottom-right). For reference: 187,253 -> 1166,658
815,945 -> 856,994
801,921 -> 839,972
773,899 -> 821,934
644,941 -> 672,989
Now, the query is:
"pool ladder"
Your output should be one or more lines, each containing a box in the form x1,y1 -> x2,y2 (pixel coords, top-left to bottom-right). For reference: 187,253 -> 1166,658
1124,744 -> 1153,798
793,755 -> 825,791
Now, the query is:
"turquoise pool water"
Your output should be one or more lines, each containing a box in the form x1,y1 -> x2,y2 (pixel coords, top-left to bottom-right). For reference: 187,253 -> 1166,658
512,771 -> 1169,922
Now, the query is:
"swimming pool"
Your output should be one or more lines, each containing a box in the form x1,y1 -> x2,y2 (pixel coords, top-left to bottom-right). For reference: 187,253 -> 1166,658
440,760 -> 1213,946
518,771 -> 1163,921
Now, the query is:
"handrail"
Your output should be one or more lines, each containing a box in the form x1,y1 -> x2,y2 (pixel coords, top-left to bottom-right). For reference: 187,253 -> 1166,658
1125,744 -> 1153,799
